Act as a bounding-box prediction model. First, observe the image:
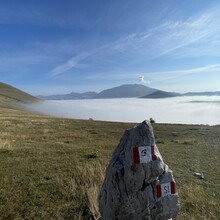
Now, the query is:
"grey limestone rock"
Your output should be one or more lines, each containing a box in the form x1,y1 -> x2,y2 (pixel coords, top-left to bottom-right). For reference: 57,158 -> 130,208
99,120 -> 179,220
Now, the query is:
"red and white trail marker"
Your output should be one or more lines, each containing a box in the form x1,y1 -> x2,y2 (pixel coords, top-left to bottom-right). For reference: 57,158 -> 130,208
156,181 -> 176,198
133,145 -> 157,164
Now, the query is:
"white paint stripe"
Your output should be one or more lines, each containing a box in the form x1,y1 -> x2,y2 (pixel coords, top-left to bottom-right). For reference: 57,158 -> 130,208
138,146 -> 152,163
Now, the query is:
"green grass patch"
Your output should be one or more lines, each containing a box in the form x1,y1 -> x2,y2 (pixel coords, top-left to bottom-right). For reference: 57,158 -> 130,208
0,109 -> 219,219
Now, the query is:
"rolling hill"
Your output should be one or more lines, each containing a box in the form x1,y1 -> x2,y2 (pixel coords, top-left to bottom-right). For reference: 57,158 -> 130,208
142,90 -> 182,98
0,82 -> 38,109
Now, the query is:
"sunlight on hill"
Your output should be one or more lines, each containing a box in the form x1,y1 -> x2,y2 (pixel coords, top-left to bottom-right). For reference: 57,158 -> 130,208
0,82 -> 38,109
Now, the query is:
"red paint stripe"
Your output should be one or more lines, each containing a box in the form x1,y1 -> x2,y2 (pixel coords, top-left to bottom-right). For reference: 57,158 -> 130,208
133,147 -> 140,164
156,184 -> 162,198
151,145 -> 157,161
171,181 -> 176,194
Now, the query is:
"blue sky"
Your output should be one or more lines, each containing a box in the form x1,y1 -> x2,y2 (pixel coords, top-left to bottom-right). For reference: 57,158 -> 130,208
1,0 -> 220,95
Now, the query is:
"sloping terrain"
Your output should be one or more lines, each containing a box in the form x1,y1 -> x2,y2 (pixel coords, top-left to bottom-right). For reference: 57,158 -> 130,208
0,82 -> 38,109
142,90 -> 182,98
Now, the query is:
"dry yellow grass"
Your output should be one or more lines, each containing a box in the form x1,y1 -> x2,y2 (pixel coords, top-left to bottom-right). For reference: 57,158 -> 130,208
55,163 -> 103,219
0,108 -> 219,219
0,139 -> 13,151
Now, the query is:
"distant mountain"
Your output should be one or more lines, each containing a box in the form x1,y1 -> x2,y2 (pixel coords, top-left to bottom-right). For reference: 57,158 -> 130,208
184,91 -> 220,96
38,84 -> 157,100
38,84 -> 220,100
142,90 -> 182,99
38,91 -> 97,100
0,82 -> 38,108
95,84 -> 157,98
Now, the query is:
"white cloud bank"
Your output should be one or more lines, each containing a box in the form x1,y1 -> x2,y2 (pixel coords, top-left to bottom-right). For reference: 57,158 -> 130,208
26,97 -> 220,125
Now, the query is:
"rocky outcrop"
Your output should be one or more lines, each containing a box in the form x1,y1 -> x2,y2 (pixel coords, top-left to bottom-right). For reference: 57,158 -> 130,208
99,120 -> 179,220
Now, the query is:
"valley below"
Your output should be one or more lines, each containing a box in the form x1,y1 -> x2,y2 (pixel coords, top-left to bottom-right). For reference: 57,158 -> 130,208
26,96 -> 220,125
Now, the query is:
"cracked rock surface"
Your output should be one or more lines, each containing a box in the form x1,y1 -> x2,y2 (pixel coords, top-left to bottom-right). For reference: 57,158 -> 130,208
99,120 -> 179,220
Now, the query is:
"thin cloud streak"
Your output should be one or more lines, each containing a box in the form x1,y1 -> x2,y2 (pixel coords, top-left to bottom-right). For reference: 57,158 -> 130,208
48,8 -> 220,79
50,53 -> 89,77
104,8 -> 220,60
141,64 -> 220,79
158,9 -> 220,57
85,64 -> 220,82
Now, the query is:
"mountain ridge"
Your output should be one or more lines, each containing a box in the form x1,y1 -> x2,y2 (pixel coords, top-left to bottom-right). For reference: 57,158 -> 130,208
38,84 -> 157,100
38,84 -> 220,100
1,82 -> 220,107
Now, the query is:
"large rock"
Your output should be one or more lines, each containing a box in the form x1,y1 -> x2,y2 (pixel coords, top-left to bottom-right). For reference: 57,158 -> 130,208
99,120 -> 179,220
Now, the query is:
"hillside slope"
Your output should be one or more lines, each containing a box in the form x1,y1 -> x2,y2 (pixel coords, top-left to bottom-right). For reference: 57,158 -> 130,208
0,82 -> 38,109
142,90 -> 181,98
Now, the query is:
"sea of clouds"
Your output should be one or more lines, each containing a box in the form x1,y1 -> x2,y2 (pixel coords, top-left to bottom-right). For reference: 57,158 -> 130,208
26,96 -> 220,125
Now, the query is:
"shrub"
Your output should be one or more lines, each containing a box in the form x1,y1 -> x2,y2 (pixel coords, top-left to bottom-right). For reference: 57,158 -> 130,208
86,151 -> 99,159
150,117 -> 155,123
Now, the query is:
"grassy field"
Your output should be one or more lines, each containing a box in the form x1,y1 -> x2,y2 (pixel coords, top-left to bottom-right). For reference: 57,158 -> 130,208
0,107 -> 220,219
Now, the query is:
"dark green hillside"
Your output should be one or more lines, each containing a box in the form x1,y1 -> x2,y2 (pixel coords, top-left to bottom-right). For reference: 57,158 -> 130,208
0,82 -> 38,108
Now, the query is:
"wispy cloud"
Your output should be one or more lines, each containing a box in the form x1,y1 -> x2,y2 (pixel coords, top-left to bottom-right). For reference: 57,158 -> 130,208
101,8 -> 220,61
139,75 -> 150,85
48,7 -> 220,80
142,63 -> 220,76
86,63 -> 220,83
137,63 -> 220,92
139,63 -> 220,86
156,10 -> 220,57
50,53 -> 89,77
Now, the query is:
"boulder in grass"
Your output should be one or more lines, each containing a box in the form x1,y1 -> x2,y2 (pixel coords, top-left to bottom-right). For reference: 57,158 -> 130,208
99,120 -> 179,220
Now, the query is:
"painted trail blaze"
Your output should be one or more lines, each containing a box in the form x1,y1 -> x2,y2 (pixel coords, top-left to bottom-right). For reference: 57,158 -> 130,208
156,181 -> 176,198
133,145 -> 157,164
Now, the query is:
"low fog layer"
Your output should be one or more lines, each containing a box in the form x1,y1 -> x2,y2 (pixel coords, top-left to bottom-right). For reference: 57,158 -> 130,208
27,97 -> 220,125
